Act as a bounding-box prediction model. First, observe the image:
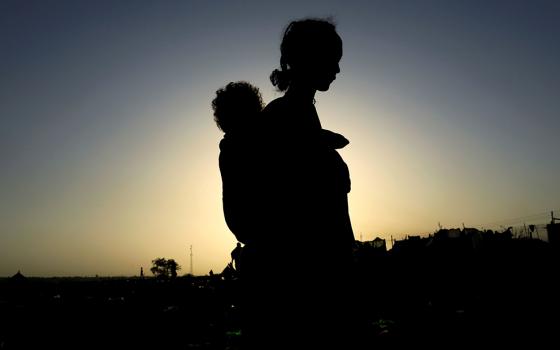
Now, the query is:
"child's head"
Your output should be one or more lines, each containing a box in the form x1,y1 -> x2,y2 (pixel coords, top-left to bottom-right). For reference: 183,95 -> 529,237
212,81 -> 264,133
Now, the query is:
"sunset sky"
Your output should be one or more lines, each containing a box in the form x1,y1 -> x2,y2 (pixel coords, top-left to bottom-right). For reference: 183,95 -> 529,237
1,0 -> 559,276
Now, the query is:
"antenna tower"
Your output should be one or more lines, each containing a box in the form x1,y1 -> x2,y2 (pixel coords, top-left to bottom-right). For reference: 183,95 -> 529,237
190,245 -> 193,275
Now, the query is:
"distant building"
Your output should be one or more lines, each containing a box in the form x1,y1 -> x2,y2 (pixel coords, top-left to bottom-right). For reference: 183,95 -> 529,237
11,270 -> 26,283
391,235 -> 431,256
547,223 -> 560,246
434,228 -> 462,240
353,237 -> 388,266
371,237 -> 387,250
356,237 -> 387,251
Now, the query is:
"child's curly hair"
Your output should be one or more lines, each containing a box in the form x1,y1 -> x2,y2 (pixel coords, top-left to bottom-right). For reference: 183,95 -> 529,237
212,81 -> 264,133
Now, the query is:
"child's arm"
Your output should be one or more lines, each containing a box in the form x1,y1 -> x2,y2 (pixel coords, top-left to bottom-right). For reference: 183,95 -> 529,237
320,129 -> 349,149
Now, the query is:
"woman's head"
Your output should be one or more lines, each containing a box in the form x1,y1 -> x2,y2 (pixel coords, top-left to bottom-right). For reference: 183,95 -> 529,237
270,18 -> 342,92
212,81 -> 264,133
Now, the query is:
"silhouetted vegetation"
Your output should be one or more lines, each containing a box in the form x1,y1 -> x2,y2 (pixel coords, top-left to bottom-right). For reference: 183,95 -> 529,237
150,257 -> 181,279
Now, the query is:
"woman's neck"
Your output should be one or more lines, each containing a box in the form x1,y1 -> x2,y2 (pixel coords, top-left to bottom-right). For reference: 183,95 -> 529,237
285,84 -> 316,104
283,84 -> 322,130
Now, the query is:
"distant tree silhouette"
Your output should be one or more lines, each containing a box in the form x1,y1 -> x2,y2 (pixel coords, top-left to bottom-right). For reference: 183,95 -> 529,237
150,258 -> 181,279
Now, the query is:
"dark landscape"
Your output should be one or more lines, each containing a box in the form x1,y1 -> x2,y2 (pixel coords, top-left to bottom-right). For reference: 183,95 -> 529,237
2,223 -> 559,349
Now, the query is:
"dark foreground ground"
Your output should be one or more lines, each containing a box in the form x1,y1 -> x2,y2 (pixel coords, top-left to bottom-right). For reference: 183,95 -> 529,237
1,237 -> 559,349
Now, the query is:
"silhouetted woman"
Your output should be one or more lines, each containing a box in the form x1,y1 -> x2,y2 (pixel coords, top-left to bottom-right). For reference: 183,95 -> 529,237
234,18 -> 357,349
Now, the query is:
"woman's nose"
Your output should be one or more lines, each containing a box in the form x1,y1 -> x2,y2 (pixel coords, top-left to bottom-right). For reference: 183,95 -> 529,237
329,61 -> 340,74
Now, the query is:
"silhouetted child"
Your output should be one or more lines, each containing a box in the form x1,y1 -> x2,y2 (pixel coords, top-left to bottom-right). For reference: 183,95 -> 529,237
212,81 -> 264,135
212,81 -> 350,244
212,81 -> 263,245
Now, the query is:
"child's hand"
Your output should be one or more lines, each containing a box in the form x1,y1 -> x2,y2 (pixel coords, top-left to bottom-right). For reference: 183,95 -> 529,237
321,129 -> 349,149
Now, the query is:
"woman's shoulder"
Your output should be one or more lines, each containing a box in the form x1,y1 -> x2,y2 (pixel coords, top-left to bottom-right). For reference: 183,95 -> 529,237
260,97 -> 288,134
262,96 -> 288,115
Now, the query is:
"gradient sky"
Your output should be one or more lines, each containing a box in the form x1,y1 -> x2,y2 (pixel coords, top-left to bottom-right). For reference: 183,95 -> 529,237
1,0 -> 559,276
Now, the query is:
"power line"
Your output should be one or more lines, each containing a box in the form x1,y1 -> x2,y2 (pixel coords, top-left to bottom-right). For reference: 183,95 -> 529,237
473,210 -> 555,228
431,209 -> 560,232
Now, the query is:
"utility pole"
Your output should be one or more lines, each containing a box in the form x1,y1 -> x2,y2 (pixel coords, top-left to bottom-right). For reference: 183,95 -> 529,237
190,245 -> 193,276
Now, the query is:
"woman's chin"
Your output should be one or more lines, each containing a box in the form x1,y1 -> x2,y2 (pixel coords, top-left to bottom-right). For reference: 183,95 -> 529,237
316,83 -> 333,92
316,77 -> 336,91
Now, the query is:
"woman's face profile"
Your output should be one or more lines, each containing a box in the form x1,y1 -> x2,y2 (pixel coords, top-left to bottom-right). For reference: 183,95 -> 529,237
311,47 -> 342,92
294,36 -> 342,92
